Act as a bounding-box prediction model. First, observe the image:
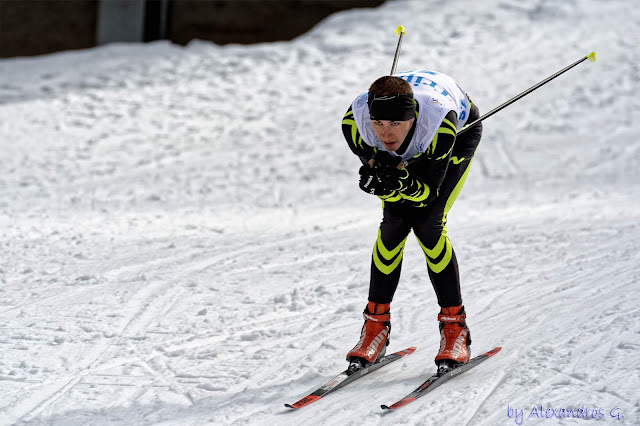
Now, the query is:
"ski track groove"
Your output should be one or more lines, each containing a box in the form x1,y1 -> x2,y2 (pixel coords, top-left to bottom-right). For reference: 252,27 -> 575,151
17,339 -> 115,423
547,367 -> 631,405
9,225 -> 364,423
0,293 -> 65,316
11,248 -> 226,422
463,369 -> 508,426
7,211 -> 638,425
496,140 -> 521,176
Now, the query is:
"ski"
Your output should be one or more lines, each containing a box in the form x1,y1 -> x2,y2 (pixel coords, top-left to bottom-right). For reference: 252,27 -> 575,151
381,346 -> 502,410
285,346 -> 416,409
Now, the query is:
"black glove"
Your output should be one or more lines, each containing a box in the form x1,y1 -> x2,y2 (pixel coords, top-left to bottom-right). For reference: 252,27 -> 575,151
371,151 -> 403,168
359,165 -> 392,196
378,165 -> 411,192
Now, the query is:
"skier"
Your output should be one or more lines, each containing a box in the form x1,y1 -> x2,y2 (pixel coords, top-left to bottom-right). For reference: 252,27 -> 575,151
341,70 -> 483,372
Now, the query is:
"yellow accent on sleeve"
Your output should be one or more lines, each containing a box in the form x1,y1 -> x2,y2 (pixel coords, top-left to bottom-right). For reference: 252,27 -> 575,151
435,144 -> 453,160
429,120 -> 456,158
379,192 -> 402,202
441,117 -> 457,131
341,119 -> 362,149
401,182 -> 430,203
430,133 -> 438,154
437,126 -> 456,137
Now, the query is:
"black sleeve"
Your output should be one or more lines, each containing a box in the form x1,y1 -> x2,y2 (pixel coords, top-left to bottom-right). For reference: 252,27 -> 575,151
402,110 -> 458,206
342,106 -> 374,165
342,105 -> 406,203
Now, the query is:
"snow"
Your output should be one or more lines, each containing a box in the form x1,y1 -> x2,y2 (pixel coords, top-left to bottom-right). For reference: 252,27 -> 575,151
1,0 -> 639,424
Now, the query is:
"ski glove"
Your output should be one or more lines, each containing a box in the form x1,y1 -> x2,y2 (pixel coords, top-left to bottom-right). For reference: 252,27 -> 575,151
359,165 -> 392,196
379,165 -> 433,205
370,151 -> 403,169
379,166 -> 412,192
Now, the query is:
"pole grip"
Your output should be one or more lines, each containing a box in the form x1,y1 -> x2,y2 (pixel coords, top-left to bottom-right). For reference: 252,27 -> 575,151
390,26 -> 406,75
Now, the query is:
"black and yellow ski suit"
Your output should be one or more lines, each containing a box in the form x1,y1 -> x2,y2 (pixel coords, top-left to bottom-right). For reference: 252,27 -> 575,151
342,102 -> 482,308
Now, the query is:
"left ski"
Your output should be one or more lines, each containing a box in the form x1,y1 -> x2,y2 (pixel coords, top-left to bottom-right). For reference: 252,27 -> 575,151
381,346 -> 502,410
285,346 -> 416,409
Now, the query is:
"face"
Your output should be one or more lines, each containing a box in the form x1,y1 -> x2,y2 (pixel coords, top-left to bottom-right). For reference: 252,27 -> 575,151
370,118 -> 415,152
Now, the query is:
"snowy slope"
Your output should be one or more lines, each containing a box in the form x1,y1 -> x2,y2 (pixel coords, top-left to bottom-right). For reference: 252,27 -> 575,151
1,0 -> 639,425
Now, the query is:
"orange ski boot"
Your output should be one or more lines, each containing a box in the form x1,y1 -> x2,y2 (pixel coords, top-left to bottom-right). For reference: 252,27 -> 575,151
434,305 -> 471,372
346,301 -> 391,371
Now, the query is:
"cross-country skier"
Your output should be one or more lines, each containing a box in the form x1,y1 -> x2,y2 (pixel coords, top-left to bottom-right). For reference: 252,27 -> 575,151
341,70 -> 482,372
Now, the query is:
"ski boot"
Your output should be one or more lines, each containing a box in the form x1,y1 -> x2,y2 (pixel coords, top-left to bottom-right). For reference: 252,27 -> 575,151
434,305 -> 471,375
346,301 -> 391,374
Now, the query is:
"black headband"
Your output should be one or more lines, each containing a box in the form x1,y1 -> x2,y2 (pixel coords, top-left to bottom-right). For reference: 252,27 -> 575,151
367,93 -> 415,121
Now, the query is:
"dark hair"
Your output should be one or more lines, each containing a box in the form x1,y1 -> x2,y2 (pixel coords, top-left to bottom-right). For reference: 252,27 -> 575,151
368,76 -> 413,96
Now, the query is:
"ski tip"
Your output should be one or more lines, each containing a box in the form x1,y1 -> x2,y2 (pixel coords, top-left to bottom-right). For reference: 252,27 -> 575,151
285,394 -> 320,409
382,398 -> 413,410
487,346 -> 502,357
405,346 -> 417,354
587,51 -> 597,62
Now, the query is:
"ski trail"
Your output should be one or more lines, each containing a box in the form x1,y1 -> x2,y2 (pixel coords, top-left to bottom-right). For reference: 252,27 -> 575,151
8,245 -> 247,423
1,0 -> 638,424
14,342 -> 113,423
463,369 -> 508,426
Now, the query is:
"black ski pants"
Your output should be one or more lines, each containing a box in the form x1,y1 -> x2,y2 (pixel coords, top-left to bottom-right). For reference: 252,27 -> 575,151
368,107 -> 483,308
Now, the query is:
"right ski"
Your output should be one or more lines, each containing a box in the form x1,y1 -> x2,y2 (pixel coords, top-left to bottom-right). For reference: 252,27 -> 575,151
381,346 -> 502,410
285,346 -> 416,409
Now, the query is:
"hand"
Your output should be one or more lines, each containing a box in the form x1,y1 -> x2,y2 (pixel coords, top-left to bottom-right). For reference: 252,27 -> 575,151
378,165 -> 410,192
371,151 -> 403,168
359,165 -> 392,196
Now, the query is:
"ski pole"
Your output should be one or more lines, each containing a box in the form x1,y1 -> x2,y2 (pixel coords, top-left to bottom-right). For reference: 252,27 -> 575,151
390,25 -> 406,75
458,51 -> 597,135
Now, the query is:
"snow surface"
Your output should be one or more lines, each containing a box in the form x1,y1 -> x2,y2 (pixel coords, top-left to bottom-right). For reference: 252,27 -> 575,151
1,0 -> 639,424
